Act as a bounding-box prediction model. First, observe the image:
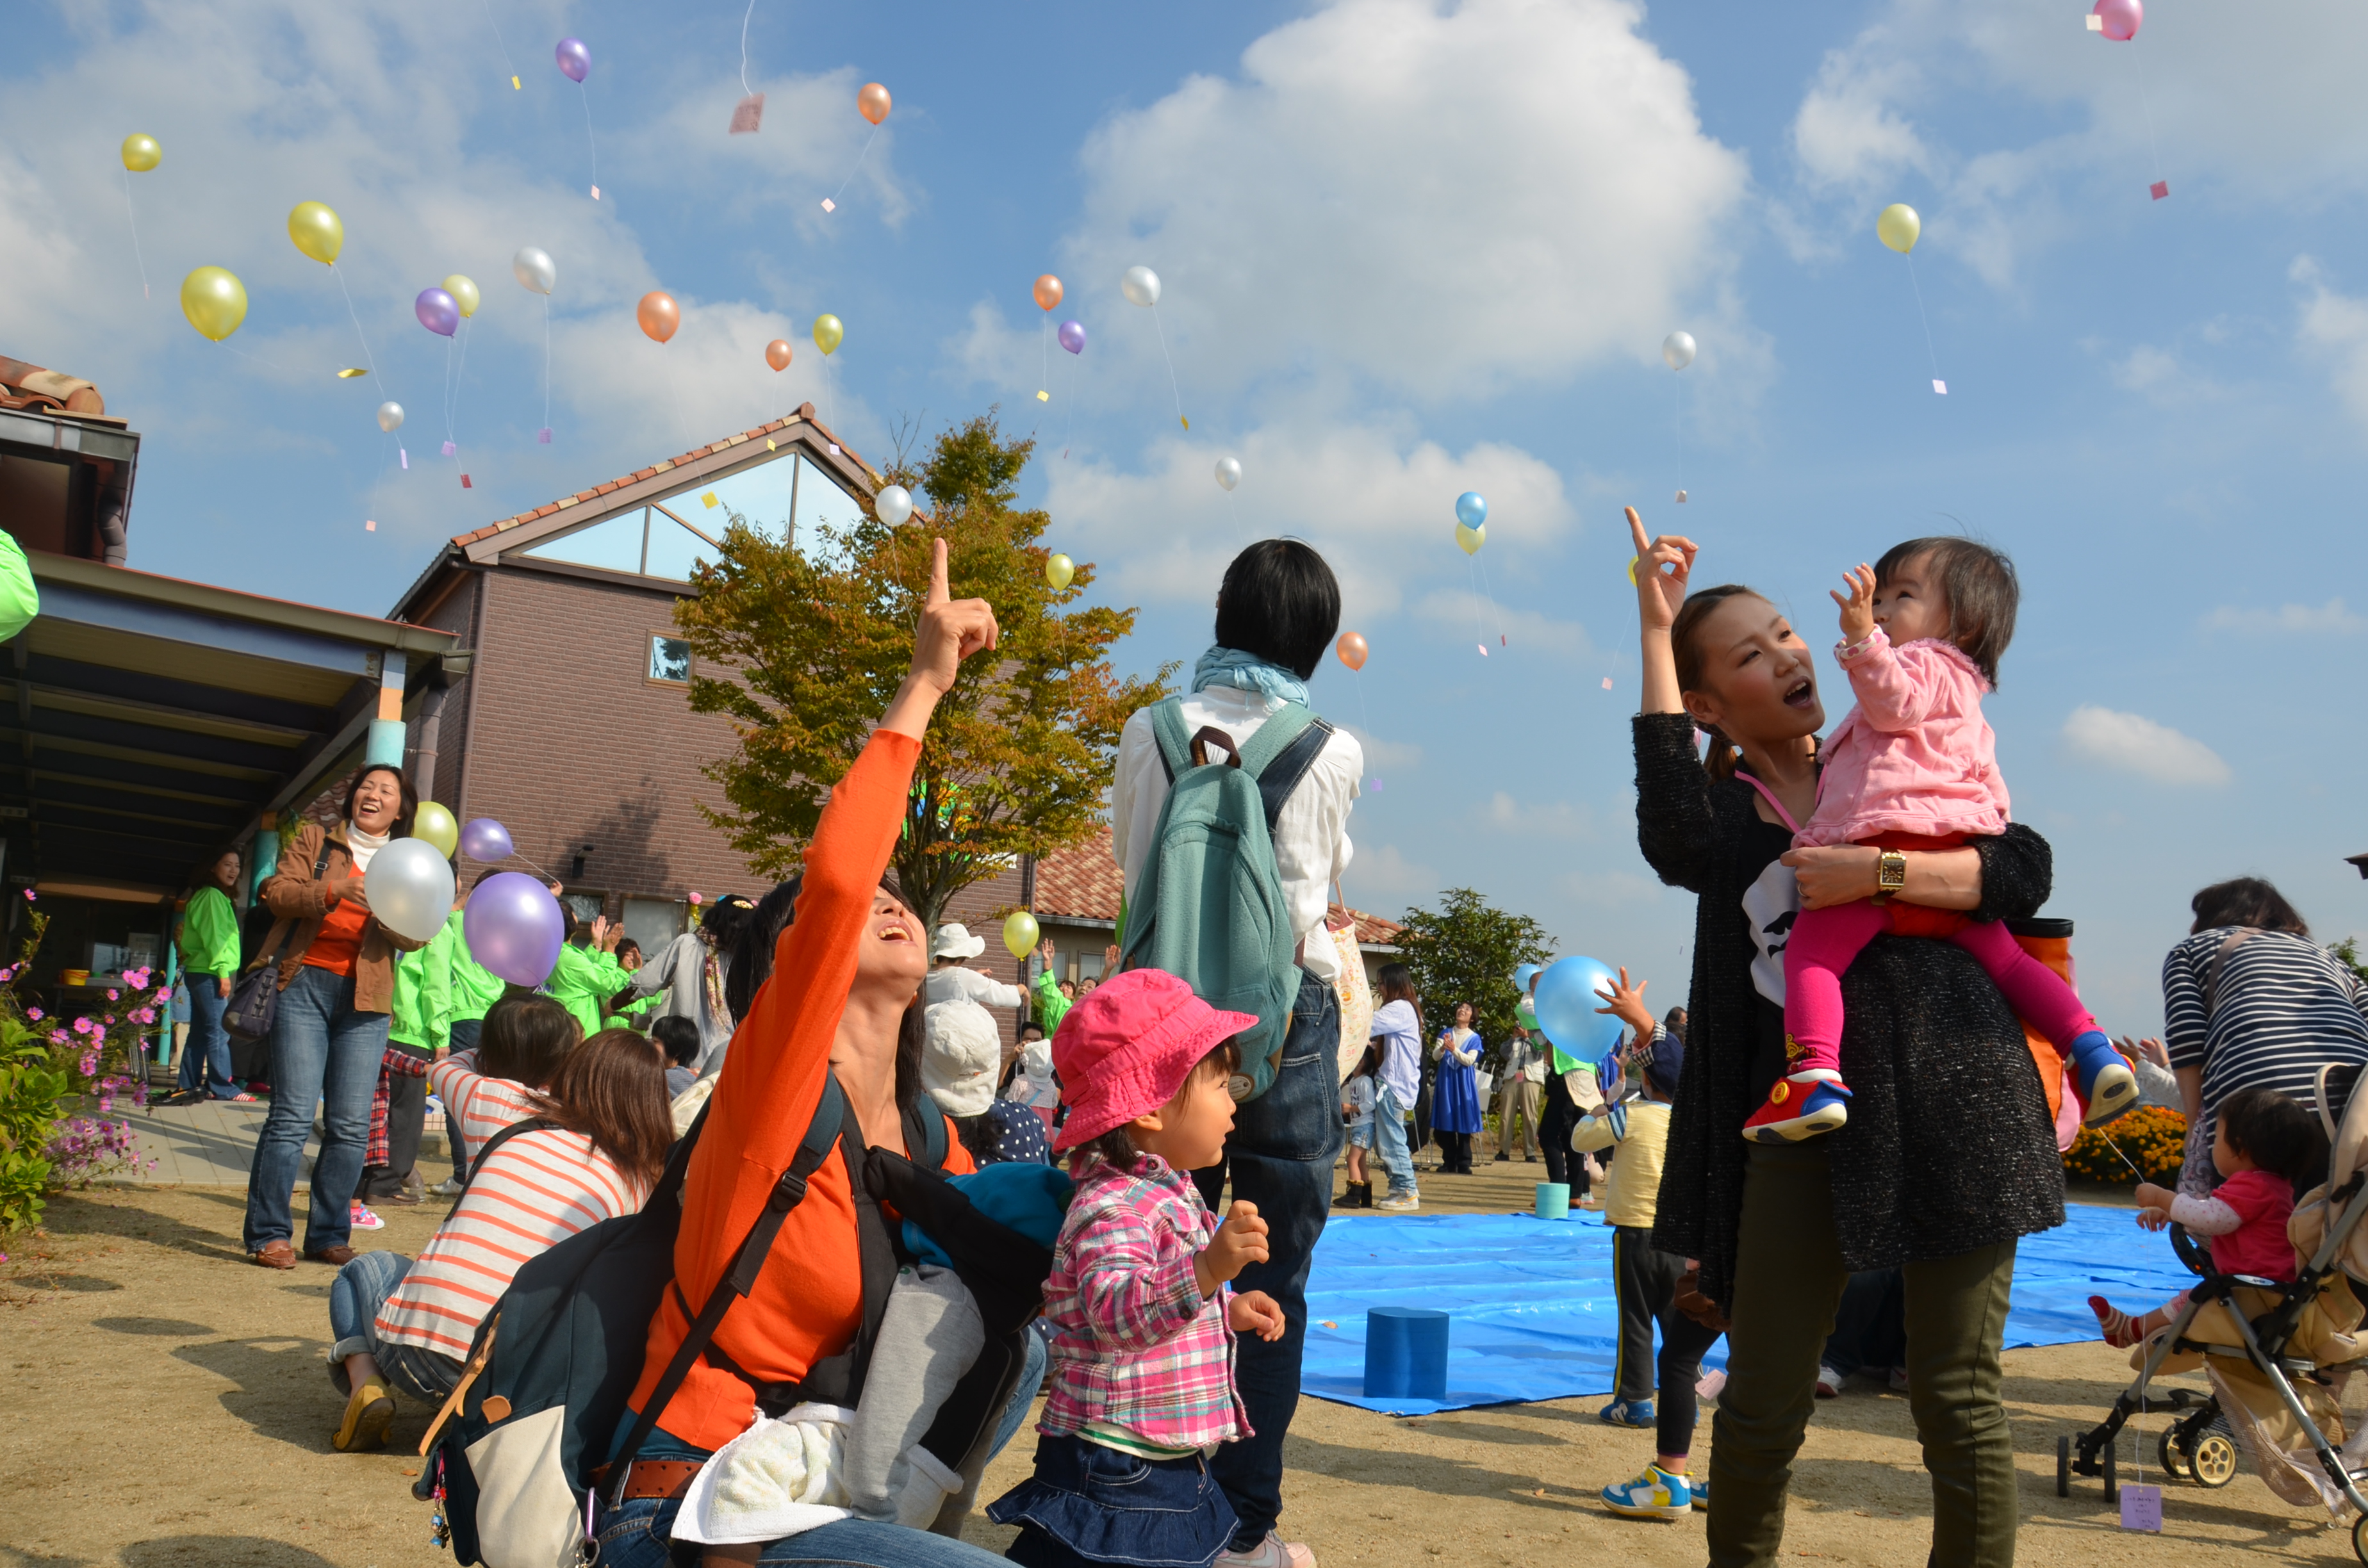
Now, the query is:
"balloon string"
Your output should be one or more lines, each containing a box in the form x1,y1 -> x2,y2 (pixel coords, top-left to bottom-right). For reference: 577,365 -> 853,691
1149,305 -> 1186,429
1224,489 -> 1245,550
1673,373 -> 1685,498
579,81 -> 600,196
331,262 -> 403,455
120,168 -> 150,300
451,316 -> 473,459
1040,316 -> 1049,400
478,0 -> 518,81
541,293 -> 552,433
1466,558 -> 1488,655
739,0 -> 759,96
441,335 -> 456,458
828,123 -> 882,207
1476,551 -> 1507,646
2132,38 -> 2165,187
1904,252 -> 1942,388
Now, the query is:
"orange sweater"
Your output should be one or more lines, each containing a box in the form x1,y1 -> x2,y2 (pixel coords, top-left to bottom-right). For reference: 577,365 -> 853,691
627,730 -> 974,1450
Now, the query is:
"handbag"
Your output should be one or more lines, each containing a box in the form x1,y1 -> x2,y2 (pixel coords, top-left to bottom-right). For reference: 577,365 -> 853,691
224,835 -> 333,1043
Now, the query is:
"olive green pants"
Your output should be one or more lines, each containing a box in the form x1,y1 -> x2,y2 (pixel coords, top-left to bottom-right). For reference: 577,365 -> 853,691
1707,1140 -> 2019,1568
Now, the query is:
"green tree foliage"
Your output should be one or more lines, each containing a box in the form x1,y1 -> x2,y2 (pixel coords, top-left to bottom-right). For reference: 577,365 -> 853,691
1391,888 -> 1556,1054
676,412 -> 1174,931
2330,937 -> 2368,989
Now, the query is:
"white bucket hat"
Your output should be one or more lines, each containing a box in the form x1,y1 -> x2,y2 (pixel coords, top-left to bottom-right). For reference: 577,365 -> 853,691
931,922 -> 987,961
922,1000 -> 1003,1117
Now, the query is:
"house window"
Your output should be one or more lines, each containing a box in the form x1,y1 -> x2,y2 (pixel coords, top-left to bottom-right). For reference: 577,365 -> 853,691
648,633 -> 691,685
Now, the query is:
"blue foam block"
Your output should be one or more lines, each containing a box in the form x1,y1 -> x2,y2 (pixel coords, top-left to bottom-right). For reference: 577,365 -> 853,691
1363,1305 -> 1451,1401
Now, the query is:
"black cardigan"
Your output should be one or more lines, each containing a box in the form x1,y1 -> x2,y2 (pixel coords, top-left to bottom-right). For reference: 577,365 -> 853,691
1634,712 -> 2066,1312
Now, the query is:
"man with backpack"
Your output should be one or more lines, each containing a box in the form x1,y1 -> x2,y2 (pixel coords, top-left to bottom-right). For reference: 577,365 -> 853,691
1110,539 -> 1363,1568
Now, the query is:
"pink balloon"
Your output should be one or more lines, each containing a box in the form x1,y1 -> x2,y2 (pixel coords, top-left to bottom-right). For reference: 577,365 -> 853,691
2093,0 -> 2141,41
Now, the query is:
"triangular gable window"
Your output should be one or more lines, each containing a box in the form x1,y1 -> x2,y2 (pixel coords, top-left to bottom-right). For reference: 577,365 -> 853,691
517,444 -> 872,582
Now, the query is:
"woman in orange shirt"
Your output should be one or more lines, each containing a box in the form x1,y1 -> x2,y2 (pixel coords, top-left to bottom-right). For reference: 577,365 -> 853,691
597,541 -> 1015,1568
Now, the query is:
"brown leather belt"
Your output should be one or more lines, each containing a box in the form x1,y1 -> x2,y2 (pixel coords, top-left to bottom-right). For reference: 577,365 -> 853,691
589,1458 -> 704,1503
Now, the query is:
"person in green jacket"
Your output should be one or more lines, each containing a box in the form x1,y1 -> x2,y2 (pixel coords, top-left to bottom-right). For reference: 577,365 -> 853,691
173,849 -> 249,1102
547,913 -> 629,1038
605,938 -> 662,1031
362,943 -> 438,1206
0,530 -> 38,642
1031,936 -> 1076,1036
425,874 -> 508,1056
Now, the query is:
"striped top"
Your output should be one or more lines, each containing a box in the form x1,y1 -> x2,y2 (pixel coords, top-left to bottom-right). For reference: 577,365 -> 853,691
2162,927 -> 2368,1115
429,1052 -> 548,1152
375,1123 -> 646,1356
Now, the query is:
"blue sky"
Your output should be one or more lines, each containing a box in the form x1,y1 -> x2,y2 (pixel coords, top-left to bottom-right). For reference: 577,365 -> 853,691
6,0 -> 2367,1030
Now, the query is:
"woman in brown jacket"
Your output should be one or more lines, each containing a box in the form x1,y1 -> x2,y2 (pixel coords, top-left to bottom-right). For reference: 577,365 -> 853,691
242,765 -> 431,1268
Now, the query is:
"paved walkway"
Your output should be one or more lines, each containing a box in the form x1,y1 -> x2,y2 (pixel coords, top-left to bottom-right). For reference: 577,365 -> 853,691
93,1095 -> 305,1186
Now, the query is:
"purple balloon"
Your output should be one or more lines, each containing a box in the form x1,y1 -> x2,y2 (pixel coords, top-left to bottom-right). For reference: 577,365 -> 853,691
464,871 -> 565,988
416,287 -> 459,338
1058,320 -> 1087,355
555,37 -> 590,83
459,816 -> 514,862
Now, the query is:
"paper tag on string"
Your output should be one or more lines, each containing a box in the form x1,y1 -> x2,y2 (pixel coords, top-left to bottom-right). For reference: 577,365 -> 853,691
1932,379 -> 1948,395
337,368 -> 368,379
2119,1484 -> 2161,1531
400,448 -> 409,469
512,75 -> 522,89
1602,677 -> 1614,690
538,428 -> 552,444
365,519 -> 377,532
820,197 -> 835,213
765,439 -> 776,452
730,93 -> 765,135
1477,644 -> 1489,657
1369,778 -> 1383,794
441,441 -> 456,457
1674,488 -> 1688,503
2150,180 -> 2169,200
2087,12 -> 2104,28
1037,389 -> 1049,402
700,492 -> 718,509
461,474 -> 472,489
590,185 -> 600,200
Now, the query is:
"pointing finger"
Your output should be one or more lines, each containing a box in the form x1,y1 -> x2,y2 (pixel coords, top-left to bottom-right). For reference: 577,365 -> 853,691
928,537 -> 949,607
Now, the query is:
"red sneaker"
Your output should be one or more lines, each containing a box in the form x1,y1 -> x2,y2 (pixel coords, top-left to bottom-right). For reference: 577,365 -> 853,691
1741,1072 -> 1851,1143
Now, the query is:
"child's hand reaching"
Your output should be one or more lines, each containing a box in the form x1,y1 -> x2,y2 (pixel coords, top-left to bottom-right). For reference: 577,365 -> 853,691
1228,1289 -> 1287,1343
1194,1200 -> 1270,1300
2133,1179 -> 2176,1231
2135,1206 -> 2173,1232
1831,564 -> 1877,643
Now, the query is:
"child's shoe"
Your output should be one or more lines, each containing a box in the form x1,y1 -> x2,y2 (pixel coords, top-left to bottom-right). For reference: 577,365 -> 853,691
349,1201 -> 384,1232
1597,1397 -> 1654,1428
1374,1190 -> 1420,1213
1741,1072 -> 1850,1143
1600,1463 -> 1690,1521
2068,1033 -> 2139,1126
1690,1473 -> 1710,1510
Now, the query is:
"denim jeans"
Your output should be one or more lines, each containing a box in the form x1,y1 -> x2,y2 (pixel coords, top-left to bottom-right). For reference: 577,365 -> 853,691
986,1318 -> 1052,1463
1372,1084 -> 1417,1199
242,965 -> 389,1254
177,972 -> 237,1097
1189,967 -> 1340,1549
595,1501 -> 1009,1568
326,1249 -> 465,1404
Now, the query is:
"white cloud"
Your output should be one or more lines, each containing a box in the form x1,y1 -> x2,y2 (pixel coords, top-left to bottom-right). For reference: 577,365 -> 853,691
1341,726 -> 1423,774
2060,705 -> 2231,787
1485,792 -> 1595,840
1792,43 -> 1936,198
2201,598 -> 2365,635
2293,257 -> 2368,436
1345,842 -> 1437,905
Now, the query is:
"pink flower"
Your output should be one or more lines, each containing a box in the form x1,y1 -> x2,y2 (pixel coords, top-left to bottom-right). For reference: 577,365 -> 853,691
106,989 -> 119,1001
26,1008 -> 41,1020
47,1029 -> 64,1043
21,888 -> 33,901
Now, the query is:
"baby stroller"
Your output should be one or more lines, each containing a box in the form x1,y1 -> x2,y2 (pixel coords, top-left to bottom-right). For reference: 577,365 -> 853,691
2061,1066 -> 2368,1557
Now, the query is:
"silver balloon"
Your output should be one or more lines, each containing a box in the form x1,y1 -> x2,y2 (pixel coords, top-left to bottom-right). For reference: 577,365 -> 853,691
874,484 -> 914,528
512,245 -> 557,296
363,837 -> 456,945
1213,457 -> 1240,492
1661,331 -> 1697,372
376,400 -> 404,433
1121,265 -> 1162,307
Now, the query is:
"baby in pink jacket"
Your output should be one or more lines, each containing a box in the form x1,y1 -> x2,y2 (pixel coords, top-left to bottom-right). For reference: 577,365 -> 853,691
1743,538 -> 2138,1143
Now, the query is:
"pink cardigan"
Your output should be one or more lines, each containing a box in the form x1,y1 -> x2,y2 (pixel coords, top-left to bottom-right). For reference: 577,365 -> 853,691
1797,630 -> 2010,849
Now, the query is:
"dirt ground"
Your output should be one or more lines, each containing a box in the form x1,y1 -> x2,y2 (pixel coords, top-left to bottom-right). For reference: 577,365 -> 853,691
1,1154 -> 2360,1568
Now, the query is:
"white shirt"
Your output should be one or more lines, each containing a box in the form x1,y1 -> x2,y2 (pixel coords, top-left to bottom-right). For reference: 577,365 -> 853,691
923,966 -> 1024,1010
1370,999 -> 1422,1104
1112,687 -> 1363,983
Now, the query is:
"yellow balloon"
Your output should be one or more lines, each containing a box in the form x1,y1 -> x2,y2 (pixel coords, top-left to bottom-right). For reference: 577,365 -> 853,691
179,266 -> 249,341
1877,202 -> 1921,256
288,200 -> 343,265
1455,522 -> 1485,556
120,134 -> 161,173
812,313 -> 844,355
442,275 -> 481,319
1001,910 -> 1040,961
1045,553 -> 1075,591
411,801 -> 461,859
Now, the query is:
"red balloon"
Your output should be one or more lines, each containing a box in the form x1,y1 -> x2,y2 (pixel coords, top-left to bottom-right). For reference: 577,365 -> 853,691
637,291 -> 680,345
764,338 -> 793,372
1336,632 -> 1369,672
857,82 -> 891,126
1033,274 -> 1063,312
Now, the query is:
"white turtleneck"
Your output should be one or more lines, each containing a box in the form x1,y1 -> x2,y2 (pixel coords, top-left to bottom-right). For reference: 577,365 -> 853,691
345,824 -> 390,876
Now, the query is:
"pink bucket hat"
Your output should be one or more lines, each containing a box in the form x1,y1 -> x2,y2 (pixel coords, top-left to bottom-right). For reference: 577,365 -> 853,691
1049,968 -> 1258,1152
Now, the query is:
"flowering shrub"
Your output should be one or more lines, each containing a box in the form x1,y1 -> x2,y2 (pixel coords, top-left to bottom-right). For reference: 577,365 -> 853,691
0,910 -> 157,1231
2064,1104 -> 2189,1185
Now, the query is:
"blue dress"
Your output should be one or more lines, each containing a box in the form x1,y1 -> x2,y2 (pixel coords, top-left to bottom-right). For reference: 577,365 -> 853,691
1431,1029 -> 1484,1134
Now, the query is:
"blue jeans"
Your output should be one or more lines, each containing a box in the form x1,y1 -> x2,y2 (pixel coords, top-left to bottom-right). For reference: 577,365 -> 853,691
595,1501 -> 1008,1568
177,972 -> 237,1097
1190,967 -> 1341,1549
986,1318 -> 1053,1463
326,1250 -> 465,1404
1372,1084 -> 1417,1199
242,966 -> 389,1254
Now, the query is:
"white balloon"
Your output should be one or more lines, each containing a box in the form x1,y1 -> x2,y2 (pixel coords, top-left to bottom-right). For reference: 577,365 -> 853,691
376,401 -> 404,433
1214,457 -> 1240,492
511,245 -> 557,296
364,837 -> 457,945
1661,331 -> 1697,372
875,484 -> 914,528
1121,265 -> 1162,308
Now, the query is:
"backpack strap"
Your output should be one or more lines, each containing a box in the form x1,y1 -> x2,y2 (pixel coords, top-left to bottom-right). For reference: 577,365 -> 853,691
1149,696 -> 1192,786
905,1095 -> 950,1173
1252,714 -> 1332,835
463,1115 -> 561,1189
602,1075 -> 848,1507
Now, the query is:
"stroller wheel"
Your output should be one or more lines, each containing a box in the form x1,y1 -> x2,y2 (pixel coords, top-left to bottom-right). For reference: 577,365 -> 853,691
2189,1430 -> 2239,1489
2056,1435 -> 2070,1498
2352,1510 -> 2368,1565
2158,1428 -> 2194,1482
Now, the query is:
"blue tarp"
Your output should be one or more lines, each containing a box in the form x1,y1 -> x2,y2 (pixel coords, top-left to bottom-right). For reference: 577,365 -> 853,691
1301,1202 -> 2200,1415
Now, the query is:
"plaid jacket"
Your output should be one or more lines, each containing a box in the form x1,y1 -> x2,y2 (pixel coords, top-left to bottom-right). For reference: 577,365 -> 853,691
1039,1152 -> 1250,1450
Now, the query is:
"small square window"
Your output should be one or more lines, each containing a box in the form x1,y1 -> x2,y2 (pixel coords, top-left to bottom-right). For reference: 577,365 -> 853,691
648,634 -> 691,684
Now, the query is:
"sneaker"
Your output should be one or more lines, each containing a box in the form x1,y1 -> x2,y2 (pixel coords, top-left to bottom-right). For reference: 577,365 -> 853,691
1213,1534 -> 1316,1568
1888,1366 -> 1909,1392
349,1202 -> 384,1232
1691,1473 -> 1710,1510
1814,1364 -> 1845,1398
1741,1072 -> 1851,1143
1374,1191 -> 1421,1213
432,1177 -> 465,1198
2068,1033 -> 2139,1126
1598,1397 -> 1655,1428
332,1379 -> 395,1453
1599,1464 -> 1690,1521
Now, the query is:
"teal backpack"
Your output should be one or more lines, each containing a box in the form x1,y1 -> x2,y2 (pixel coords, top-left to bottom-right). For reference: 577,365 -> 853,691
1119,696 -> 1336,1101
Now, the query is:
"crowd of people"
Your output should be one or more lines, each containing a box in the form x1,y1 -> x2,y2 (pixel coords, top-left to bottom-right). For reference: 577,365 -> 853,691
163,520 -> 2368,1568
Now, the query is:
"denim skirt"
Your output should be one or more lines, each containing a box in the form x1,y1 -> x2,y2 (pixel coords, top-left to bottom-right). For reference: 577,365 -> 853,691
988,1432 -> 1237,1568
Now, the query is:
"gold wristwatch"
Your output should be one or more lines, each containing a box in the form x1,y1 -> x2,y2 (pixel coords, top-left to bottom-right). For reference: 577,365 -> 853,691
1875,849 -> 1909,897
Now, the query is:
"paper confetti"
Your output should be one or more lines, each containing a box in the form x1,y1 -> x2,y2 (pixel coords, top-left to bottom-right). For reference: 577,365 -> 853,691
1932,379 -> 1948,395
701,491 -> 719,509
828,443 -> 841,455
730,93 -> 765,135
2150,180 -> 2169,200
336,367 -> 368,379
2120,1485 -> 2161,1531
365,519 -> 377,532
2086,12 -> 2104,28
538,428 -> 552,444
441,441 -> 456,457
1602,677 -> 1613,690
1674,488 -> 1688,503
1320,1321 -> 1337,1330
765,439 -> 776,452
820,197 -> 836,213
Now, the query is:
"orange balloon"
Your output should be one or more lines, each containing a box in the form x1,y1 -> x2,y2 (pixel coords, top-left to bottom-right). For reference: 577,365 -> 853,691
1033,274 -> 1064,312
857,82 -> 891,126
637,291 -> 680,345
764,338 -> 793,372
1336,632 -> 1369,672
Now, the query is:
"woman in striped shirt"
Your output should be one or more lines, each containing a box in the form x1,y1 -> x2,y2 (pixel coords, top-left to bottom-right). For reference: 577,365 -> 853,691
326,1025 -> 672,1453
2162,876 -> 2368,1195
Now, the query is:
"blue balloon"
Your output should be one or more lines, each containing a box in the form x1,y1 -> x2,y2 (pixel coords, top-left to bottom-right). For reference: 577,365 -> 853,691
1532,955 -> 1624,1064
1512,962 -> 1541,991
1454,491 -> 1488,529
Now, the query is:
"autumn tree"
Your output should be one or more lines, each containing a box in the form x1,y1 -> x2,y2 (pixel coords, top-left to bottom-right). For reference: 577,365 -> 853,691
676,412 -> 1173,931
1391,888 -> 1556,1056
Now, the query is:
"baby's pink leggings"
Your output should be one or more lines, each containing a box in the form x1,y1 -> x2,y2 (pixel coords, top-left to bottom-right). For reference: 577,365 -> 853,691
1782,901 -> 2096,1076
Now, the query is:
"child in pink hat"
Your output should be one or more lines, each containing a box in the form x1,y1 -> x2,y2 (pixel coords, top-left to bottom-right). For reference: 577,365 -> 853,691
986,968 -> 1290,1568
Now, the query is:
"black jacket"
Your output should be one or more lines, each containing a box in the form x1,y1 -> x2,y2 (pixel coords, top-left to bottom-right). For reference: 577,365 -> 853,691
1632,713 -> 2066,1312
